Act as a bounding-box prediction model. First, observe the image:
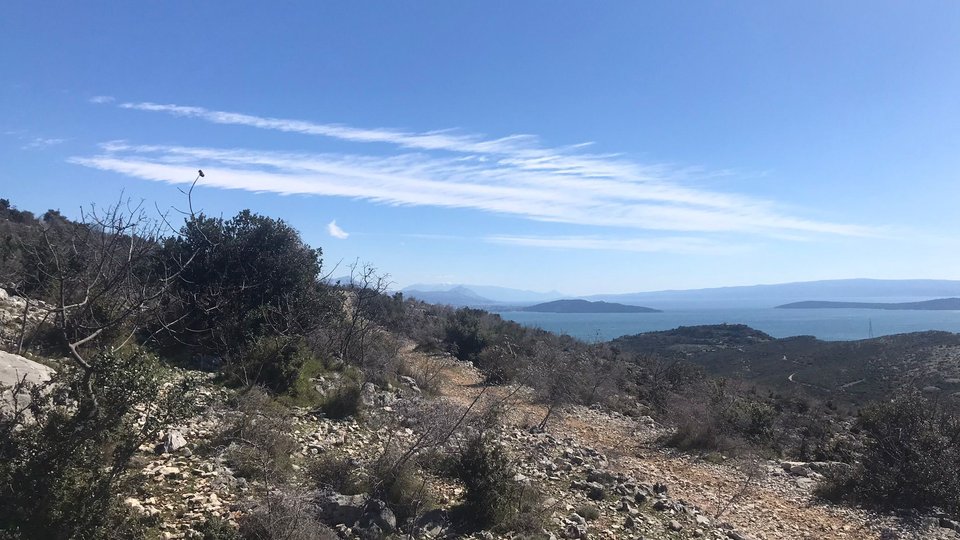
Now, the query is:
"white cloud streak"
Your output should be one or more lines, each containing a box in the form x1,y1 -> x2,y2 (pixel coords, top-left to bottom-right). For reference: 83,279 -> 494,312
23,137 -> 66,149
70,102 -> 878,247
327,220 -> 349,239
485,235 -> 748,255
89,95 -> 115,104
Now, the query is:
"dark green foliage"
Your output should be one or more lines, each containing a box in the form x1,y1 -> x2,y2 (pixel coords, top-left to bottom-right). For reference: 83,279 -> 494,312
240,336 -> 313,394
455,435 -> 544,532
162,210 -> 337,390
615,324 -> 960,407
443,308 -> 489,361
819,392 -> 960,516
319,381 -> 362,420
0,351 -> 197,539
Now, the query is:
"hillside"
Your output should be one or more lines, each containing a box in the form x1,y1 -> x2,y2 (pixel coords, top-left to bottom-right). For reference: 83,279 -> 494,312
520,299 -> 661,313
778,298 -> 960,310
613,325 -> 960,405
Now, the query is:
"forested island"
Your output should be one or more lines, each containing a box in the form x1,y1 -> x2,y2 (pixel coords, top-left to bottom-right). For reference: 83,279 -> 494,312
519,299 -> 661,313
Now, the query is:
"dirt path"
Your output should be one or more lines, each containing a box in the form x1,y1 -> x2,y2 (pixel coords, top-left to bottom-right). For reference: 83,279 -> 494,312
404,343 -> 916,540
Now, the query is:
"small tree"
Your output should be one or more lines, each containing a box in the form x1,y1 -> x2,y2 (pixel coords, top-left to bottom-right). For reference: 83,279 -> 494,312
161,210 -> 337,390
332,261 -> 392,367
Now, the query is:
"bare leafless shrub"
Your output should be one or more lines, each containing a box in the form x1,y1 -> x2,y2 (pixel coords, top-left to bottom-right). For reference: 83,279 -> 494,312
360,330 -> 401,387
308,452 -> 367,495
239,489 -> 337,540
396,353 -> 449,396
220,387 -> 298,484
713,458 -> 762,520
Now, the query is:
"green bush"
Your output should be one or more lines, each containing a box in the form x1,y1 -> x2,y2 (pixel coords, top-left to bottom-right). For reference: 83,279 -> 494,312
443,309 -> 489,361
369,453 -> 434,523
319,381 -> 362,420
0,351 -> 196,539
195,516 -> 241,540
818,392 -> 960,516
454,435 -> 545,532
237,336 -> 313,393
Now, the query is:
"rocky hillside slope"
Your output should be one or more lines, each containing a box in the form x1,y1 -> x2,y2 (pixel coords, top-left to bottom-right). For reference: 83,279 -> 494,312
61,343 -> 958,540
2,286 -> 958,539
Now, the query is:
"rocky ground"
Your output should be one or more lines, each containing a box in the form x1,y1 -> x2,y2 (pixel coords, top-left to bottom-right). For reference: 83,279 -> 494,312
109,342 -> 960,540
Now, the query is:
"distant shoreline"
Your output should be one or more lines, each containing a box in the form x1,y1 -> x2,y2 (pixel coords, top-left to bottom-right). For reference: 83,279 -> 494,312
776,298 -> 960,311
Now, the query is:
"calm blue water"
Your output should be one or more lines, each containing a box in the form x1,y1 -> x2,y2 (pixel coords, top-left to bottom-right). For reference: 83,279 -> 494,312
496,308 -> 960,342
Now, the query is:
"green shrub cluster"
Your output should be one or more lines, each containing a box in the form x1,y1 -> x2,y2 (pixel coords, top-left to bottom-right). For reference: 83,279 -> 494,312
818,392 -> 960,516
0,351 -> 197,539
454,435 -> 545,532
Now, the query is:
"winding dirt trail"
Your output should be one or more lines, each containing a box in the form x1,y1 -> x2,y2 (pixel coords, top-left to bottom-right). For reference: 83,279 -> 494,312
402,342 -> 931,540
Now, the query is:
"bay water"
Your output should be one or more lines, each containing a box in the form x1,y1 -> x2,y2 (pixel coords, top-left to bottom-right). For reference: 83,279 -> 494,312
496,308 -> 960,342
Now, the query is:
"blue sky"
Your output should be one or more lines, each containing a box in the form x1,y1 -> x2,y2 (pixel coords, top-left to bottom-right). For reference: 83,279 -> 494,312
2,2 -> 960,295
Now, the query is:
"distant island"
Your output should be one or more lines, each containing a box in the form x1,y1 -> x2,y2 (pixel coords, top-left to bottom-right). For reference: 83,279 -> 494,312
520,299 -> 661,313
776,298 -> 960,310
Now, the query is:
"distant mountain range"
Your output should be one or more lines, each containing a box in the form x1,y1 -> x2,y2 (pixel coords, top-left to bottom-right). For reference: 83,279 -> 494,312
519,299 -> 661,313
584,279 -> 960,309
399,279 -> 960,309
777,298 -> 960,310
402,283 -> 566,305
402,286 -> 498,306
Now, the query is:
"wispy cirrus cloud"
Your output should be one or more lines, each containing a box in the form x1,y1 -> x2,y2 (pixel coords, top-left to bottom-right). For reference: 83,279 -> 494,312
485,235 -> 748,255
71,101 -> 878,248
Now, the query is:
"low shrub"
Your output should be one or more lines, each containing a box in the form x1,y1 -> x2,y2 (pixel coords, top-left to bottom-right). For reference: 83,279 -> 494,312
817,392 -> 960,516
194,516 -> 241,540
575,504 -> 600,521
0,350 -> 197,539
454,435 -> 545,532
309,452 -> 367,495
238,490 -> 337,540
235,336 -> 313,393
220,387 -> 298,482
319,381 -> 362,420
369,453 -> 434,523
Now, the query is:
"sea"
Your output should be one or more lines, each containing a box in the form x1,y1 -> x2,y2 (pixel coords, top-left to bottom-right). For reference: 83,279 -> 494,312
495,308 -> 960,342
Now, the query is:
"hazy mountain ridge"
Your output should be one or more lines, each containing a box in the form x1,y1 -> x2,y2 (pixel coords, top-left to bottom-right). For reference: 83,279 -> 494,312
778,298 -> 960,310
519,299 -> 661,313
401,283 -> 566,304
587,279 -> 960,309
402,286 -> 497,306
